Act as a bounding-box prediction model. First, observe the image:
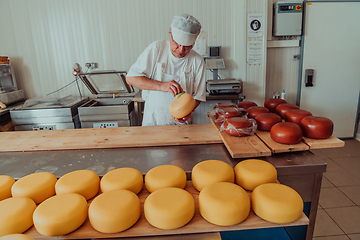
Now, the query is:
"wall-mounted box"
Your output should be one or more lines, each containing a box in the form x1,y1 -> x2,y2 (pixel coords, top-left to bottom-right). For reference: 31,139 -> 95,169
273,2 -> 303,36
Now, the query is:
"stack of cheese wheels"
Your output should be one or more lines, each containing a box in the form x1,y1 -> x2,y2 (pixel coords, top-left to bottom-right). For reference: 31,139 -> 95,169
0,175 -> 15,201
55,169 -> 100,200
11,172 -> 57,204
144,187 -> 195,229
89,189 -> 141,233
145,165 -> 186,193
33,193 -> 88,236
192,160 -> 234,191
234,159 -> 277,191
252,183 -> 303,224
199,182 -> 250,226
0,197 -> 36,237
0,234 -> 35,240
100,167 -> 143,194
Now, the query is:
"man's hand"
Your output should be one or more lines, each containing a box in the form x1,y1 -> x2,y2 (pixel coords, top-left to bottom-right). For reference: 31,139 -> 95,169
161,80 -> 183,97
172,109 -> 194,123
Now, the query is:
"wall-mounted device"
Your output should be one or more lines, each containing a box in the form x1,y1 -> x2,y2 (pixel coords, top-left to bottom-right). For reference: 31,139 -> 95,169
206,46 -> 225,80
208,46 -> 221,58
273,2 -> 303,36
305,69 -> 314,87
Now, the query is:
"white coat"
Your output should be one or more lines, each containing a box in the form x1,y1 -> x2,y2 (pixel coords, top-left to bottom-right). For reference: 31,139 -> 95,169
127,40 -> 206,126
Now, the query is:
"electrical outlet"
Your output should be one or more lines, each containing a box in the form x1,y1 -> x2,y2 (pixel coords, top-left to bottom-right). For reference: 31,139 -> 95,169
90,62 -> 97,68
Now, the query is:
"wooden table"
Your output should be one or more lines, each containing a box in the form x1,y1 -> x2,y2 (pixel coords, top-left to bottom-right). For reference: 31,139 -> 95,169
0,125 -> 328,239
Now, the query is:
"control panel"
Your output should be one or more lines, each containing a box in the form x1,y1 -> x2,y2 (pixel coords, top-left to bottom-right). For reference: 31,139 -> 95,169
273,2 -> 303,36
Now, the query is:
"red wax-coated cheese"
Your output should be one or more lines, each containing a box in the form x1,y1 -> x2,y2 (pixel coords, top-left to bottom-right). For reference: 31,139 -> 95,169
270,122 -> 303,144
246,106 -> 269,119
275,104 -> 300,119
255,113 -> 282,131
300,116 -> 333,139
285,109 -> 312,126
264,99 -> 286,112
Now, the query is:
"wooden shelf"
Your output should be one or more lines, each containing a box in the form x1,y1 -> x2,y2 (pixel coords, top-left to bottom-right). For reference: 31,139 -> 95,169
25,181 -> 309,239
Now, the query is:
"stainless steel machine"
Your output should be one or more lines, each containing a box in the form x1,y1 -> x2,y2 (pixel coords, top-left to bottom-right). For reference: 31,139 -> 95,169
77,71 -> 137,128
206,78 -> 242,95
0,65 -> 25,105
10,96 -> 88,131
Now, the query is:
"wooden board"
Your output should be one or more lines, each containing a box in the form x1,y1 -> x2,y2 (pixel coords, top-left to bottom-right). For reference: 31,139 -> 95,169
209,116 -> 272,158
25,181 -> 309,239
0,124 -> 222,152
302,136 -> 345,149
255,130 -> 310,153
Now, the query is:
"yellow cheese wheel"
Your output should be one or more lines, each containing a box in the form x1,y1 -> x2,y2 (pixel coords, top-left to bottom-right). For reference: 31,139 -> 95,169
234,159 -> 277,191
33,193 -> 88,236
55,170 -> 100,200
191,160 -> 234,191
145,165 -> 186,193
199,182 -> 250,226
0,175 -> 15,201
100,167 -> 143,194
252,183 -> 303,224
0,197 -> 36,237
89,189 -> 141,233
0,234 -> 35,240
11,172 -> 57,204
144,187 -> 195,229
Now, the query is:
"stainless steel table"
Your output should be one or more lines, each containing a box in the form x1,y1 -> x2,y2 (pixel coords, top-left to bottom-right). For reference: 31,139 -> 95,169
0,144 -> 326,240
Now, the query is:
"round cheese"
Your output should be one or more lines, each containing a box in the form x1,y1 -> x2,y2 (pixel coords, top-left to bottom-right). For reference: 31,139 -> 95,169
191,160 -> 234,192
144,187 -> 195,229
252,183 -> 303,224
33,193 -> 88,236
55,169 -> 100,200
0,197 -> 36,237
0,175 -> 15,201
199,182 -> 250,226
89,189 -> 141,233
0,234 -> 35,240
234,159 -> 277,191
145,165 -> 186,193
100,168 -> 143,194
11,172 -> 57,204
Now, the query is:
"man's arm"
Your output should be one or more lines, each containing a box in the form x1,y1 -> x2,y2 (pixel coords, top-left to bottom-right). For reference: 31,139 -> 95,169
126,76 -> 183,97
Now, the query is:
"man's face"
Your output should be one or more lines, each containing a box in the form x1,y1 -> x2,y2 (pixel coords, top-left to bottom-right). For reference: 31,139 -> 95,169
169,31 -> 193,58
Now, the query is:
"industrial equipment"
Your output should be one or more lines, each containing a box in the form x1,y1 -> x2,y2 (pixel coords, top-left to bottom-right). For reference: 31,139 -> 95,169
273,2 -> 303,36
77,71 -> 137,128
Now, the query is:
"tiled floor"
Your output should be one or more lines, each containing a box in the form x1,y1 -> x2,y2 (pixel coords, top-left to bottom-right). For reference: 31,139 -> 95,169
311,138 -> 360,240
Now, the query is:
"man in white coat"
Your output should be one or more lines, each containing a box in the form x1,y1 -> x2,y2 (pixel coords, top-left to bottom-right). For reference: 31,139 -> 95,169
126,14 -> 206,126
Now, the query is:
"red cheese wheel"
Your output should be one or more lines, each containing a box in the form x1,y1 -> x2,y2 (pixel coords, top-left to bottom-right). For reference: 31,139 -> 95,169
223,117 -> 253,137
264,99 -> 286,112
246,106 -> 269,119
255,113 -> 282,131
215,107 -> 242,124
285,109 -> 312,126
237,101 -> 257,109
270,122 -> 303,144
275,104 -> 300,119
214,102 -> 237,109
300,116 -> 333,139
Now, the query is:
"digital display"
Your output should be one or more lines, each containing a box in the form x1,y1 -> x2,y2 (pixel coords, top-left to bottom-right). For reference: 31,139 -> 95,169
209,46 -> 220,58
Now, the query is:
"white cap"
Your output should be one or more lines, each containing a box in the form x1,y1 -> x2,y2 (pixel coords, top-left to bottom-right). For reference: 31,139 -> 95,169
170,14 -> 201,46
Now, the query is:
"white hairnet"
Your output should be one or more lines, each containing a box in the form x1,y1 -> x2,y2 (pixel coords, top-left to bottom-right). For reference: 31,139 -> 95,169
170,14 -> 202,46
